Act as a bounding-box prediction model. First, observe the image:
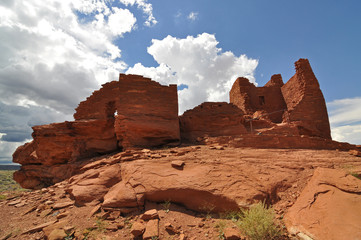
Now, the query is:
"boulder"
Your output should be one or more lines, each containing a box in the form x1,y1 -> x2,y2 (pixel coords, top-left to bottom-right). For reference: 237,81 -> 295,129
285,168 -> 361,240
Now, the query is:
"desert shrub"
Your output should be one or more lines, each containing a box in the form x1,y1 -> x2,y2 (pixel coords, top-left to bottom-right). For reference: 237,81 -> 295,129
238,202 -> 281,240
162,200 -> 171,213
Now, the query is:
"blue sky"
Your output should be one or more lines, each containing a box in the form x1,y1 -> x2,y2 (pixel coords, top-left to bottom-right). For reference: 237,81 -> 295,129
0,0 -> 361,164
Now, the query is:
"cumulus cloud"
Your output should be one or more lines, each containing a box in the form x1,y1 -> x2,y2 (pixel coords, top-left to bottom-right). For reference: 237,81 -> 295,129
119,0 -> 157,26
0,0 -> 156,162
327,97 -> 361,144
331,124 -> 361,145
127,33 -> 258,113
187,12 -> 198,21
0,138 -> 30,164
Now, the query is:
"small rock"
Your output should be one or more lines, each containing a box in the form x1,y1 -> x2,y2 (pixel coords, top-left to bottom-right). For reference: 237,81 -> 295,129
131,222 -> 145,237
45,200 -> 54,205
171,160 -> 185,168
63,226 -> 75,235
141,149 -> 151,153
223,227 -> 241,240
179,233 -> 186,240
40,209 -> 53,218
7,199 -> 21,206
105,224 -> 118,231
14,201 -> 27,208
56,211 -> 69,219
52,201 -> 73,210
23,205 -> 37,215
141,209 -> 159,220
143,219 -> 159,240
22,220 -> 57,234
89,204 -> 101,217
107,210 -> 121,220
100,211 -> 111,220
116,221 -> 125,229
164,222 -> 178,234
198,222 -> 204,227
48,229 -> 67,240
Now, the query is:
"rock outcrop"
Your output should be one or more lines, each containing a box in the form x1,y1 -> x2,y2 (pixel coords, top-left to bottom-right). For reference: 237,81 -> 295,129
229,59 -> 331,139
285,168 -> 361,240
13,74 -> 180,189
13,58 -> 345,190
74,74 -> 180,148
63,146 -> 361,214
281,59 -> 331,139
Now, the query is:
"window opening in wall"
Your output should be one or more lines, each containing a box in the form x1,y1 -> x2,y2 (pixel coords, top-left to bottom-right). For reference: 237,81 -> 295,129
259,96 -> 265,105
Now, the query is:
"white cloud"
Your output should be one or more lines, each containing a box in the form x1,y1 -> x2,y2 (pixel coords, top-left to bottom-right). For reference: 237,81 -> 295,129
119,0 -> 157,26
328,97 -> 361,126
0,139 -> 30,164
327,97 -> 361,145
108,7 -> 136,36
187,12 -> 198,21
331,124 -> 361,145
0,0 -> 156,162
126,33 -> 258,113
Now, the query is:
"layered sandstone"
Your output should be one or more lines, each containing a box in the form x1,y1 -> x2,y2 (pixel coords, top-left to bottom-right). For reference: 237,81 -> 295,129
229,59 -> 331,139
13,74 -> 180,189
285,168 -> 361,240
13,59 -> 340,190
281,59 -> 331,139
63,145 -> 361,215
230,75 -> 287,123
179,102 -> 247,141
74,74 -> 180,148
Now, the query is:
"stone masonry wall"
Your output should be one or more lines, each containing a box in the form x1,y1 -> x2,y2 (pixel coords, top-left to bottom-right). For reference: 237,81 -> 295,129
281,59 -> 331,139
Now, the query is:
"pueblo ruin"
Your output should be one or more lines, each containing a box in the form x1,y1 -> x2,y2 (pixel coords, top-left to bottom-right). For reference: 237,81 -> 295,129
13,58 -> 355,188
8,58 -> 361,240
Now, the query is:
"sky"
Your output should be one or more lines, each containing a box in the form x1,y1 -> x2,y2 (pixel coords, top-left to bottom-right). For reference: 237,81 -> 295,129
0,0 -> 361,164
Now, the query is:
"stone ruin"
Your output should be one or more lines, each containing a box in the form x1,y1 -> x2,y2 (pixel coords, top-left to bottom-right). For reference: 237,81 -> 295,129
12,58 -> 355,189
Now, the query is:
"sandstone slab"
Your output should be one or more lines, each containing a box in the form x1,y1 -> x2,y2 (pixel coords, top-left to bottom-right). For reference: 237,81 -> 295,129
143,219 -> 159,240
285,168 -> 361,240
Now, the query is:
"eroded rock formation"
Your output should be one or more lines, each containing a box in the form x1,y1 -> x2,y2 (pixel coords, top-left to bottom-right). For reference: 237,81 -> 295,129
13,59 -> 342,190
13,74 -> 180,189
285,168 -> 361,240
229,59 -> 331,139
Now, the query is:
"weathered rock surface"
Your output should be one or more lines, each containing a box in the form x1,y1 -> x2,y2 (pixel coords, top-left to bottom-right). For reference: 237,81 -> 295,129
179,102 -> 247,141
13,74 -> 180,189
74,74 -> 180,149
285,168 -> 361,240
3,147 -> 361,240
63,145 -> 361,214
229,59 -> 331,139
282,59 -> 331,139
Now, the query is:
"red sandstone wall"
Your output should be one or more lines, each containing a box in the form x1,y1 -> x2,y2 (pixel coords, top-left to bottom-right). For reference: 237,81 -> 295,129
229,77 -> 256,114
74,74 -> 180,148
281,59 -> 331,139
13,74 -> 180,188
230,75 -> 287,123
179,102 -> 247,141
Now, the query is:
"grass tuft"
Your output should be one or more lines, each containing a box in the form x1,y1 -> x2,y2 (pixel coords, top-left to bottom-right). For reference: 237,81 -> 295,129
237,202 -> 281,240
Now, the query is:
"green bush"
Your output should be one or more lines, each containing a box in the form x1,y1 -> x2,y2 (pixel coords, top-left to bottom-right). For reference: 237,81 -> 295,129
238,202 -> 281,240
